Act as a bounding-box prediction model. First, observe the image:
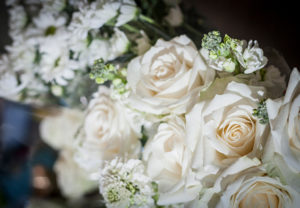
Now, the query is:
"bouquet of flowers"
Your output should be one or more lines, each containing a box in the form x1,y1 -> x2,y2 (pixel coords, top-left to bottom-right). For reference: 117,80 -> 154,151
1,0 -> 300,208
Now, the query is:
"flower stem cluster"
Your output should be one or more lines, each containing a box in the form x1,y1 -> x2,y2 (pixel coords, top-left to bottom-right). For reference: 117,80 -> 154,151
90,58 -> 127,94
253,99 -> 269,124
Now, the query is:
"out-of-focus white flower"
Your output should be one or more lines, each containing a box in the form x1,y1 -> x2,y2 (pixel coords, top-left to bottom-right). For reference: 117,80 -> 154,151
75,86 -> 141,178
108,29 -> 130,59
42,0 -> 66,12
79,38 -> 110,67
8,5 -> 27,36
164,5 -> 183,27
143,116 -> 201,205
99,158 -> 155,208
68,0 -> 120,39
234,40 -> 268,74
135,31 -> 151,55
40,108 -> 84,150
127,35 -> 215,115
186,81 -> 268,180
54,149 -> 97,199
37,33 -> 78,86
5,37 -> 36,72
69,0 -> 136,39
51,85 -> 64,97
263,68 -> 300,191
115,0 -> 137,27
0,55 -> 30,99
32,11 -> 67,36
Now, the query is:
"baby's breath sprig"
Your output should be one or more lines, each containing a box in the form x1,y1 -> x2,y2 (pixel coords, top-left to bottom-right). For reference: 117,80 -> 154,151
253,99 -> 269,124
201,31 -> 242,73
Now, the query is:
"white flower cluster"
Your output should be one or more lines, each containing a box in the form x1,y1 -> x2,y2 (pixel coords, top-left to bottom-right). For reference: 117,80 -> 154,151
99,158 -> 155,208
0,0 -> 135,104
200,31 -> 268,74
0,0 -> 289,206
38,32 -> 300,207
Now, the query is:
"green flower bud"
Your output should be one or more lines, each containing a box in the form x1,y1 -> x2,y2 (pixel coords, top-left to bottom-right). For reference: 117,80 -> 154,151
223,58 -> 236,73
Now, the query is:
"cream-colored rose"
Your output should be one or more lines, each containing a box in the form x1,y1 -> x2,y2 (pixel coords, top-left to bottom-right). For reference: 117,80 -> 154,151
40,108 -> 84,150
75,86 -> 141,177
127,35 -> 215,115
54,149 -> 97,199
263,68 -> 300,191
186,81 -> 268,177
216,171 -> 300,208
143,116 -> 201,205
192,158 -> 300,208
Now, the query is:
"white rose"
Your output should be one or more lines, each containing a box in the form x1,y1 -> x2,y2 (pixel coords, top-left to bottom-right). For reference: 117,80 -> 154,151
54,149 -> 97,199
216,170 -> 300,208
263,68 -> 300,191
127,35 -> 215,115
186,82 -> 268,178
40,108 -> 84,150
75,86 -> 141,177
143,116 -> 201,205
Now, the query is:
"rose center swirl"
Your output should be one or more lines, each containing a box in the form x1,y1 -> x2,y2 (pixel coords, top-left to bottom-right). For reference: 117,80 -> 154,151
217,114 -> 256,155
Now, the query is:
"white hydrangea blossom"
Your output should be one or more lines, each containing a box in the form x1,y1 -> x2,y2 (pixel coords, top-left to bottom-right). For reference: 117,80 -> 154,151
99,158 -> 155,208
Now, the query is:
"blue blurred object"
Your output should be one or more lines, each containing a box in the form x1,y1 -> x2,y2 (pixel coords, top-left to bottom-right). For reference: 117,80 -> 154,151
0,99 -> 33,208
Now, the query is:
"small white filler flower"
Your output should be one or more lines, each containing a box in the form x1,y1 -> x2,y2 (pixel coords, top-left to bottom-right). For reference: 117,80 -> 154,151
99,158 -> 155,208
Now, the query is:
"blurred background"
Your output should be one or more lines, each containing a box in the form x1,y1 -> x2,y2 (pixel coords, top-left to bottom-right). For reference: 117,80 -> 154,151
0,0 -> 299,207
1,0 -> 300,67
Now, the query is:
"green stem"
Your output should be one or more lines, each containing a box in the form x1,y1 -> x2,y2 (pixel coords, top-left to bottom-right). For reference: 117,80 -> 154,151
183,23 -> 203,37
141,21 -> 171,40
139,14 -> 156,24
121,24 -> 141,33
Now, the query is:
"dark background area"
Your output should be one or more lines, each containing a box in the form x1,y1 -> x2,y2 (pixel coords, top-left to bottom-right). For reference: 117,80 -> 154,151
188,0 -> 300,69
